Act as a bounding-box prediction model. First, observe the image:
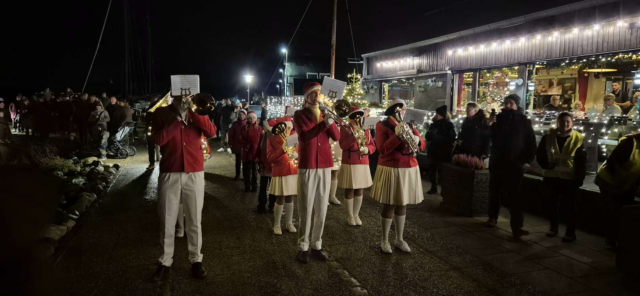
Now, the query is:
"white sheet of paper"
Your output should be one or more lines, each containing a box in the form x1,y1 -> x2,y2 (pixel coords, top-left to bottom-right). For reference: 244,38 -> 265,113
363,116 -> 381,130
286,133 -> 299,147
320,77 -> 347,101
404,109 -> 428,125
285,107 -> 298,116
170,75 -> 200,96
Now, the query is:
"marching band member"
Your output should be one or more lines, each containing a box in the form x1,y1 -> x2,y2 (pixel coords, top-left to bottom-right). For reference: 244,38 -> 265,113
329,138 -> 342,205
371,99 -> 426,254
229,109 -> 247,180
240,111 -> 263,192
293,82 -> 340,263
268,116 -> 299,235
150,94 -> 216,281
338,107 -> 375,226
256,119 -> 277,213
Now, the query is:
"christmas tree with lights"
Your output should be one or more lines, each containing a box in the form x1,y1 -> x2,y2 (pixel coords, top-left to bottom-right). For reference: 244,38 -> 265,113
343,69 -> 368,107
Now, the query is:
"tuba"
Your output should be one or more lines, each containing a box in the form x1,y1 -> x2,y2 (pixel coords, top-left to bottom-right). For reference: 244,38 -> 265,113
393,107 -> 419,157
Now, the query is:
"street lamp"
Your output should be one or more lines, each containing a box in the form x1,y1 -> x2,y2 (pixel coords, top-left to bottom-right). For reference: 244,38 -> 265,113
244,74 -> 253,103
281,48 -> 288,96
278,79 -> 283,96
276,84 -> 280,96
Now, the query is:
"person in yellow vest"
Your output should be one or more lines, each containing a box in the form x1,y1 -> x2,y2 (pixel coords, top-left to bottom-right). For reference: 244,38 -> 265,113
595,133 -> 640,250
536,112 -> 587,243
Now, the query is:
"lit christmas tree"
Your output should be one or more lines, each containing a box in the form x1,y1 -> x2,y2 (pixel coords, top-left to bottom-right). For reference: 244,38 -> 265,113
343,69 -> 368,107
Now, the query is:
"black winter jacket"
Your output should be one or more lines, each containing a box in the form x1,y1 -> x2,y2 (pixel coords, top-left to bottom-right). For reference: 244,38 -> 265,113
458,110 -> 491,158
425,118 -> 456,161
489,109 -> 537,174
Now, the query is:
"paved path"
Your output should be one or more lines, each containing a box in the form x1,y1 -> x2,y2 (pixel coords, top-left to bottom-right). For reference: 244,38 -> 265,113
56,142 -> 637,296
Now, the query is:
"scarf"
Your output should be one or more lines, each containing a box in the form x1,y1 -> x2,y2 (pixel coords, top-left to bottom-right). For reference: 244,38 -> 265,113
307,104 -> 321,123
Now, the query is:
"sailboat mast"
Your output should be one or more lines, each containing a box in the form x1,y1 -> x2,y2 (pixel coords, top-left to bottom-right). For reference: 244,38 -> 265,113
330,0 -> 337,79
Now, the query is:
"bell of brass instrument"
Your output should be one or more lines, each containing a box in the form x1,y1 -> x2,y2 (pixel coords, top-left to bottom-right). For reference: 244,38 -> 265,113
352,115 -> 368,157
394,107 -> 419,157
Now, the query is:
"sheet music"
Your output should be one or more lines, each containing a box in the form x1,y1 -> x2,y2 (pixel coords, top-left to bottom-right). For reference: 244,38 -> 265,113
286,133 -> 299,147
170,75 -> 200,96
363,116 -> 381,130
285,107 -> 298,116
404,109 -> 428,125
320,77 -> 347,100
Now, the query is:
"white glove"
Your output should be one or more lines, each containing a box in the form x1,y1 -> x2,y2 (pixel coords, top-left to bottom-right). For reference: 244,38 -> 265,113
290,152 -> 299,159
412,135 -> 420,145
363,147 -> 369,154
394,124 -> 403,136
325,116 -> 334,126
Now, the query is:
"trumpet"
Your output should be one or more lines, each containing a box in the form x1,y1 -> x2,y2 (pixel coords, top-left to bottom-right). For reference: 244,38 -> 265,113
394,107 -> 419,157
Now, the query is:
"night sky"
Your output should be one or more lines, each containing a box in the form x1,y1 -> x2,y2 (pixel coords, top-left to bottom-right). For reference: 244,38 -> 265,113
0,0 -> 582,101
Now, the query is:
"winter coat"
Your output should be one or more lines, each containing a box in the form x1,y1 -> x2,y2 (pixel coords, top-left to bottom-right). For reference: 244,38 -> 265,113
339,126 -> 376,165
240,122 -> 263,161
425,118 -> 456,161
457,110 -> 491,158
489,109 -> 537,174
375,118 -> 426,168
267,135 -> 298,177
220,105 -> 235,129
228,119 -> 246,154
293,108 -> 340,169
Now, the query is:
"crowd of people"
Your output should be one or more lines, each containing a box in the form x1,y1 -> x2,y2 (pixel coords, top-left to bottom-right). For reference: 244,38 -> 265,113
0,89 -> 134,159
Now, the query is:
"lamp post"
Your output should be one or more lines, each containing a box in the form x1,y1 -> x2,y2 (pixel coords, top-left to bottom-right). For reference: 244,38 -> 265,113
281,48 -> 288,96
279,68 -> 284,96
244,74 -> 253,103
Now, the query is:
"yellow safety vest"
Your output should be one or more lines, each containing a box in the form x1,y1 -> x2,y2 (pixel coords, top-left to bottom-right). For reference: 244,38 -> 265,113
543,129 -> 583,180
597,135 -> 640,191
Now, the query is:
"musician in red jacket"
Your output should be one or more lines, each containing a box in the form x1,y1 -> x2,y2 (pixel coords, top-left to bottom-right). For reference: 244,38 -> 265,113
371,98 -> 426,254
267,116 -> 299,235
293,82 -> 340,263
149,94 -> 216,281
240,111 -> 263,192
338,107 -> 376,226
229,109 -> 247,180
256,119 -> 277,213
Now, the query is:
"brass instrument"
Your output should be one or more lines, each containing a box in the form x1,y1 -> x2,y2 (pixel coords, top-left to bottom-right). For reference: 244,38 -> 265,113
319,99 -> 367,157
148,92 -> 172,112
394,107 -> 419,157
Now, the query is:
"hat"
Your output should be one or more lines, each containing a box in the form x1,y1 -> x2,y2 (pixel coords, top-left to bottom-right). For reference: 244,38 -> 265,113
504,94 -> 521,107
435,105 -> 447,117
238,109 -> 247,116
384,98 -> 405,116
0,98 -> 4,102
247,111 -> 257,119
303,82 -> 322,98
347,106 -> 364,119
263,119 -> 276,132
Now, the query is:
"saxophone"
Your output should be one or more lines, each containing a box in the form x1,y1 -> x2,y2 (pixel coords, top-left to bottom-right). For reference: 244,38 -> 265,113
394,107 -> 419,157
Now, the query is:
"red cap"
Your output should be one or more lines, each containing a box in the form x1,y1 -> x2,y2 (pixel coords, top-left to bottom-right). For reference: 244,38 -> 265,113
267,119 -> 276,127
276,116 -> 292,124
303,82 -> 322,97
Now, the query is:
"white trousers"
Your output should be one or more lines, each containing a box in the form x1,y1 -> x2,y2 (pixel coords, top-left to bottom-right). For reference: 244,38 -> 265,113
158,171 -> 204,266
297,168 -> 331,251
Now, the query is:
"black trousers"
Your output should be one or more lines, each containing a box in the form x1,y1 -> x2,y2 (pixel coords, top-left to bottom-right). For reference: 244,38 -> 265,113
489,171 -> 524,231
600,186 -> 635,245
428,156 -> 443,188
543,178 -> 578,235
147,137 -> 156,165
243,161 -> 258,190
234,153 -> 242,177
258,176 -> 276,210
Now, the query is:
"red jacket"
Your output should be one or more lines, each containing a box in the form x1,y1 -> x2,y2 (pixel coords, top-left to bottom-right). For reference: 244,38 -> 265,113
267,135 -> 298,177
293,108 -> 340,169
229,119 -> 246,154
240,122 -> 263,162
152,105 -> 217,173
339,127 -> 376,165
375,118 -> 426,168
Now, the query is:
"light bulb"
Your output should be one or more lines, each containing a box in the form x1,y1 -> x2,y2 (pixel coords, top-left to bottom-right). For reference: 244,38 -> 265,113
593,24 -> 600,30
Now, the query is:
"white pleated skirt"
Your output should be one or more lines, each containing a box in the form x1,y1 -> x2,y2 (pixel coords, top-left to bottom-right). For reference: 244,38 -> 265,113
338,164 -> 373,189
269,175 -> 298,196
370,165 -> 423,206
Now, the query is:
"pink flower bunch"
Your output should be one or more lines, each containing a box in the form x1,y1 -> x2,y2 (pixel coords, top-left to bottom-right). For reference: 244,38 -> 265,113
452,154 -> 487,170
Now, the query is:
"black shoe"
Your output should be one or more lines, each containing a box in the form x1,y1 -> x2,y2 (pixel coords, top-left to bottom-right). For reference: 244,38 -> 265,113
427,187 -> 437,194
310,249 -> 328,261
562,233 -> 576,243
191,262 -> 207,279
149,265 -> 171,283
513,229 -> 530,239
546,227 -> 558,237
256,207 -> 267,214
296,251 -> 309,264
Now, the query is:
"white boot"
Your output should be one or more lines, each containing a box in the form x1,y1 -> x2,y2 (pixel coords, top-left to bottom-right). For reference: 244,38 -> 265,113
353,195 -> 363,226
394,215 -> 410,253
329,180 -> 341,205
217,147 -> 224,152
273,204 -> 283,236
284,202 -> 296,233
345,198 -> 356,226
381,217 -> 393,254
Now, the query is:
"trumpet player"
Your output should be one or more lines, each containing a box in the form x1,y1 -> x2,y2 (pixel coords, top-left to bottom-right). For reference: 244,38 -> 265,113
267,116 -> 298,235
338,106 -> 375,226
293,82 -> 340,263
371,98 -> 426,254
149,93 -> 216,282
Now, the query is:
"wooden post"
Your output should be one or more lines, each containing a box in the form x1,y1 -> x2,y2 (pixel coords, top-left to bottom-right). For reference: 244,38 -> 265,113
330,0 -> 337,79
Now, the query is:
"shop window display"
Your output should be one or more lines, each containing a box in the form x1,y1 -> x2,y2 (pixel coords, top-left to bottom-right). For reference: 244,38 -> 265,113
477,67 -> 518,113
453,72 -> 475,113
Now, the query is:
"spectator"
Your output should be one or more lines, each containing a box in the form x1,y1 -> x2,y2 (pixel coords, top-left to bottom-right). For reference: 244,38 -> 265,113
536,112 -> 586,243
35,96 -> 51,141
105,96 -> 121,136
117,100 -> 133,124
95,122 -> 109,160
626,92 -> 639,120
543,96 -> 564,112
57,94 -> 76,135
242,102 -> 249,112
77,94 -> 92,144
425,105 -> 456,194
89,104 -> 110,141
100,92 -> 109,107
213,101 -> 223,138
602,94 -> 622,116
457,102 -> 490,159
612,81 -> 629,108
595,133 -> 640,250
0,98 -> 12,143
229,109 -> 247,180
21,98 -> 36,138
89,94 -> 104,108
62,133 -> 82,159
218,99 -> 235,152
9,96 -> 19,132
485,94 -> 537,238
572,101 -> 586,119
260,102 -> 268,123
